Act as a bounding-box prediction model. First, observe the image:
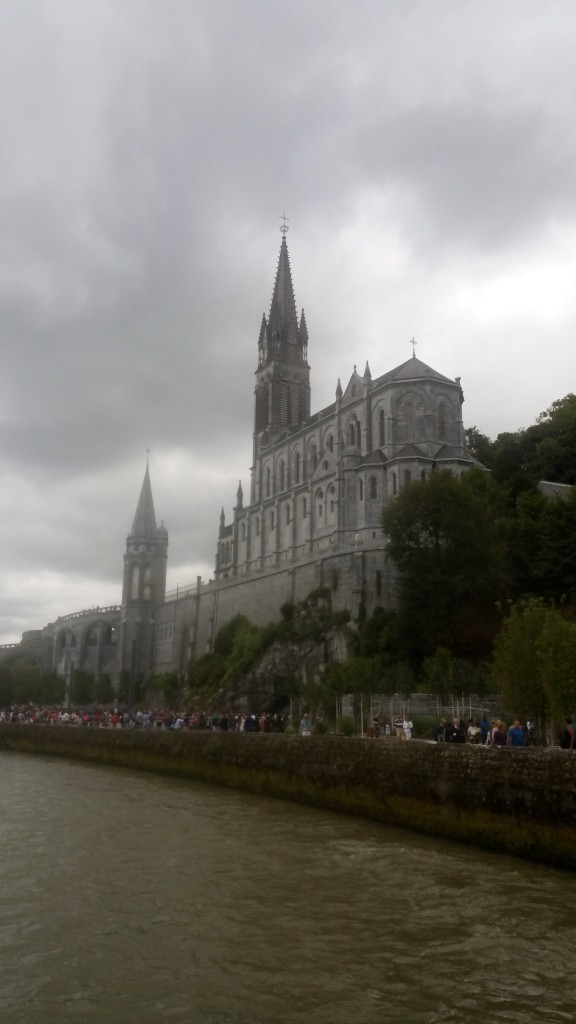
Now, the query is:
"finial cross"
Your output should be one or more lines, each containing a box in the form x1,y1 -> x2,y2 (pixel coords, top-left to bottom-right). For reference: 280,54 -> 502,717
145,447 -> 151,464
409,337 -> 417,358
279,211 -> 289,235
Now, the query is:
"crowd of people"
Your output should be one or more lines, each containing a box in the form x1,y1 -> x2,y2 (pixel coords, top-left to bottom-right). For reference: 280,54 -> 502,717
435,715 -> 534,746
2,704 -> 575,747
0,705 -> 288,733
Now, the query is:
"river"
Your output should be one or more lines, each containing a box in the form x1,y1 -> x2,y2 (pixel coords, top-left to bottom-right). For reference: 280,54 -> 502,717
0,752 -> 574,1023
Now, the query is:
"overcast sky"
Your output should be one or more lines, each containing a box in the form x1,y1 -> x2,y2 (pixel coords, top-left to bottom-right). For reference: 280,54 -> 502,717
1,0 -> 576,643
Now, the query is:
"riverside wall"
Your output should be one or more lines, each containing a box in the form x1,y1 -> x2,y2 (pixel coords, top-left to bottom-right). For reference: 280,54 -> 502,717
2,726 -> 576,870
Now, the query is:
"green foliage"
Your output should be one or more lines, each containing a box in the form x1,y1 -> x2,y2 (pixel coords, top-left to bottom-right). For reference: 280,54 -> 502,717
493,598 -> 576,737
382,468 -> 510,661
0,662 -> 14,705
339,715 -> 355,736
40,670 -> 66,705
94,673 -> 114,705
70,669 -> 94,705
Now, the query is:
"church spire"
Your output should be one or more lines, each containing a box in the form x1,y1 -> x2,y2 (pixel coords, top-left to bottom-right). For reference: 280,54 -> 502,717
129,463 -> 158,539
253,227 -> 311,439
267,234 -> 300,353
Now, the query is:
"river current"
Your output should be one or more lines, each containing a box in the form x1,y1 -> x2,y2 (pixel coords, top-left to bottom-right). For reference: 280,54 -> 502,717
0,751 -> 574,1023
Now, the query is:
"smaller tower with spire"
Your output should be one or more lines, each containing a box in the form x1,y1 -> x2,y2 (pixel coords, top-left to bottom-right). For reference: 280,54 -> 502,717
119,461 -> 168,689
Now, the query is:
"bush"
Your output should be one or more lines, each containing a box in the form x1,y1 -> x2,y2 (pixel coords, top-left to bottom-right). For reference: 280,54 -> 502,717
340,715 -> 355,737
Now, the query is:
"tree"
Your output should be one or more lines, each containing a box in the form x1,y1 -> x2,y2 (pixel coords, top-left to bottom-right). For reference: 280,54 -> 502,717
0,663 -> 14,706
493,599 -> 549,736
94,673 -> 114,705
11,659 -> 43,703
70,669 -> 94,705
382,468 -> 510,663
493,598 -> 576,740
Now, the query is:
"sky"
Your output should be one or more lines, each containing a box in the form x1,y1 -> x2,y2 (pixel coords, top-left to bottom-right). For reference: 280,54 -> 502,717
1,0 -> 576,644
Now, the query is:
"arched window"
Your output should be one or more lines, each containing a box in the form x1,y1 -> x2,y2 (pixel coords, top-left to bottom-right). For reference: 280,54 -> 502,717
406,402 -> 415,440
392,472 -> 397,496
295,452 -> 300,484
359,479 -> 364,501
356,421 -> 361,449
438,403 -> 446,441
404,470 -> 412,486
316,489 -> 324,520
327,434 -> 334,453
265,467 -> 271,498
370,476 -> 377,499
286,504 -> 291,525
420,470 -> 426,482
379,409 -> 385,446
302,496 -> 307,518
143,564 -> 152,600
349,423 -> 355,446
130,564 -> 140,600
279,460 -> 285,490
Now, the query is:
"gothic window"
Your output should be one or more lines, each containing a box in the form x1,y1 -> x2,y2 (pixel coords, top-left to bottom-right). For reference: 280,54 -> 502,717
295,452 -> 300,484
316,489 -> 324,520
279,460 -> 285,490
379,409 -> 385,446
438,403 -> 447,441
392,472 -> 397,496
359,479 -> 364,501
327,434 -> 334,453
356,421 -> 361,449
421,470 -> 426,482
302,496 -> 307,518
265,467 -> 271,498
143,565 -> 152,600
286,504 -> 291,525
404,470 -> 412,486
130,564 -> 140,600
241,522 -> 246,541
370,476 -> 377,499
349,423 -> 355,446
406,402 -> 415,441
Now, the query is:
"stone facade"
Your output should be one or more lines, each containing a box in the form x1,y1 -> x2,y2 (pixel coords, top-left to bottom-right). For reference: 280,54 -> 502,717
1,231 -> 479,690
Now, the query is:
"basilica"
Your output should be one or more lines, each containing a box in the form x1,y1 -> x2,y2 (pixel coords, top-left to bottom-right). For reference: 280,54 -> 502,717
2,230 -> 478,690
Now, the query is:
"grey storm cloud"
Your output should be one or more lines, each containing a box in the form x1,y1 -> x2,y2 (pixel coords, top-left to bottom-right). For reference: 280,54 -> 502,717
1,0 -> 576,641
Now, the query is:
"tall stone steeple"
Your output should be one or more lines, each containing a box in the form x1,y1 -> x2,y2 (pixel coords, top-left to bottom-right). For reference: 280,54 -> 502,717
253,230 -> 310,441
119,461 -> 168,691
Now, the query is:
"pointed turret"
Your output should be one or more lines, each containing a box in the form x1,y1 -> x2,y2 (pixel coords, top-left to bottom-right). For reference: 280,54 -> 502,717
253,228 -> 311,442
235,481 -> 244,510
267,235 -> 300,353
119,461 -> 168,689
129,464 -> 157,540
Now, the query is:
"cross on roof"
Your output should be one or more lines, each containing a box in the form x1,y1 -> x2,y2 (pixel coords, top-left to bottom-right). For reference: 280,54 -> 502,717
279,212 -> 289,235
409,337 -> 417,358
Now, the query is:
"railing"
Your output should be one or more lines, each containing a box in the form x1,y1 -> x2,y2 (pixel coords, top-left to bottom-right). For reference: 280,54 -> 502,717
163,584 -> 197,603
56,605 -> 121,623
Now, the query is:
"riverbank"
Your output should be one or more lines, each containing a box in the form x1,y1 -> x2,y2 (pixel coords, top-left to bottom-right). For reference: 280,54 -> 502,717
2,725 -> 576,869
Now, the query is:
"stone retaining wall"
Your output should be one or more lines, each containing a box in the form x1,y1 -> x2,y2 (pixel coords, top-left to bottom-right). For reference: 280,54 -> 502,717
2,726 -> 576,869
